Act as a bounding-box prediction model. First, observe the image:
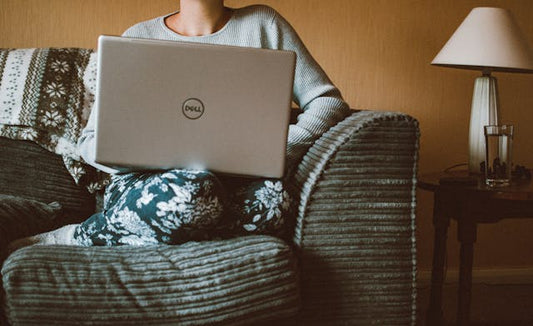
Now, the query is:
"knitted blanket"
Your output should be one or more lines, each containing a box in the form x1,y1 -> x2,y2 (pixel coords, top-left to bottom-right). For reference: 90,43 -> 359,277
0,48 -> 108,193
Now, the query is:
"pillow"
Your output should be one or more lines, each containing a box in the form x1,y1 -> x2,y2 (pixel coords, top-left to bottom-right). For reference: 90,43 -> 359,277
0,48 -> 109,194
0,194 -> 63,250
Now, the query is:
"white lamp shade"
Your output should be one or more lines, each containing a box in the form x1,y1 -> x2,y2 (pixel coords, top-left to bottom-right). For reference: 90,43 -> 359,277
432,7 -> 533,73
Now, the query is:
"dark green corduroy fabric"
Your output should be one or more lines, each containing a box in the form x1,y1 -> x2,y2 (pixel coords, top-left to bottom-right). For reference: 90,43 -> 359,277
0,195 -> 63,249
2,236 -> 299,325
292,111 -> 419,325
0,137 -> 95,224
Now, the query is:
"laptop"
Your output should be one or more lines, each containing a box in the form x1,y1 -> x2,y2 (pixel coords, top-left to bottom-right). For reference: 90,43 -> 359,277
94,35 -> 296,178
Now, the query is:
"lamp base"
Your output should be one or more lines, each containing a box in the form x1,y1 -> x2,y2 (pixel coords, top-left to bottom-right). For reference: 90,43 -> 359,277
468,73 -> 499,174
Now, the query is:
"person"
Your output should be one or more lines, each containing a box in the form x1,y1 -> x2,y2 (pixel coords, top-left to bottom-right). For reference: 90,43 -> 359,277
8,0 -> 350,250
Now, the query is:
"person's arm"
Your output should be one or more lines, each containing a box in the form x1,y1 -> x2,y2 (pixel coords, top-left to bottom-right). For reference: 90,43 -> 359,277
77,54 -> 123,174
77,106 -> 122,174
268,10 -> 351,172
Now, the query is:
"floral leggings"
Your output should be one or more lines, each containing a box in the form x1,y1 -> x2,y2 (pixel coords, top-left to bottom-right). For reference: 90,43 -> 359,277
73,170 -> 294,246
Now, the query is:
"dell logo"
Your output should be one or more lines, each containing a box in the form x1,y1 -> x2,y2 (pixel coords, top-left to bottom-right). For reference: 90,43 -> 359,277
185,105 -> 202,113
182,98 -> 205,119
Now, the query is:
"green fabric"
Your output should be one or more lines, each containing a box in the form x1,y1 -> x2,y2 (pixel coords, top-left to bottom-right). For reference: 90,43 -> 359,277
0,195 -> 64,326
0,137 -> 96,223
291,111 -> 419,325
0,195 -> 63,252
2,235 -> 299,325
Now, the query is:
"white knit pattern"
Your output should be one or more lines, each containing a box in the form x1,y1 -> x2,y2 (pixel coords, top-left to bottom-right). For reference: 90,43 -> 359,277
0,49 -> 33,124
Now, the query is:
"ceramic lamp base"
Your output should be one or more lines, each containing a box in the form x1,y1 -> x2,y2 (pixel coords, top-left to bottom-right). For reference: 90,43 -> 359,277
468,73 -> 499,174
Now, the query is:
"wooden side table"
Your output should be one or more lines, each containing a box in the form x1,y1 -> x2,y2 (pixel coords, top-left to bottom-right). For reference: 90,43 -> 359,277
419,170 -> 533,326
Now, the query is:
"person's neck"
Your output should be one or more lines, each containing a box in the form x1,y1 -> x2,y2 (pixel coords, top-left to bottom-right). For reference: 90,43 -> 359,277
170,0 -> 231,36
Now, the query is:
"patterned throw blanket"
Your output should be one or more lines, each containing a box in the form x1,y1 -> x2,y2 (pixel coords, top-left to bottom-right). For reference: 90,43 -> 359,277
0,48 -> 109,193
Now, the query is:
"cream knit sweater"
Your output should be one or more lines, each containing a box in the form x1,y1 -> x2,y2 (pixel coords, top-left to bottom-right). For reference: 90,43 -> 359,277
78,5 -> 350,174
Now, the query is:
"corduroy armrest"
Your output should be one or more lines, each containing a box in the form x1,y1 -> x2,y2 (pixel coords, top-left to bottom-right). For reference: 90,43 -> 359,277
290,110 -> 419,325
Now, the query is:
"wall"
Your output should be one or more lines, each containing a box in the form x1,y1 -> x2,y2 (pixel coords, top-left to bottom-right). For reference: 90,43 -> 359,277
1,0 -> 533,275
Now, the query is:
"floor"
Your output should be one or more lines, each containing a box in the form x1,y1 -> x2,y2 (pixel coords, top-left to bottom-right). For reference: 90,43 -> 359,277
416,281 -> 533,325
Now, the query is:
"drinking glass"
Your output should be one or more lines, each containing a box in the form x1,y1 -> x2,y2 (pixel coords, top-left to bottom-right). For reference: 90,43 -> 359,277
484,125 -> 514,187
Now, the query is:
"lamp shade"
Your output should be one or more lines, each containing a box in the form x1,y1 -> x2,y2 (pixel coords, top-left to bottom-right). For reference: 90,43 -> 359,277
432,7 -> 533,73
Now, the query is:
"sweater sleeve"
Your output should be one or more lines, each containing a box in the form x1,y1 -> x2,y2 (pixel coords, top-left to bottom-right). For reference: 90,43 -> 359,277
77,54 -> 124,175
77,106 -> 122,174
267,10 -> 351,171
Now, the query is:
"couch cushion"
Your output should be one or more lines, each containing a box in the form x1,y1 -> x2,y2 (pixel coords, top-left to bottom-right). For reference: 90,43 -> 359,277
0,195 -> 62,259
2,235 -> 299,325
0,137 -> 95,223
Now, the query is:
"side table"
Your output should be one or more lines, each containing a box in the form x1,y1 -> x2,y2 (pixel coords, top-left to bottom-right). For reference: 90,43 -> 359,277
419,170 -> 533,326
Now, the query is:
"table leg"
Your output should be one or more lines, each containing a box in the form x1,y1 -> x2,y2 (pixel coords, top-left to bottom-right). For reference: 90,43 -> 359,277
457,217 -> 477,326
426,192 -> 450,326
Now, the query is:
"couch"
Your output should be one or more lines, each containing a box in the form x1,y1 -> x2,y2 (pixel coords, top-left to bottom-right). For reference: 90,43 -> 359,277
0,48 -> 419,325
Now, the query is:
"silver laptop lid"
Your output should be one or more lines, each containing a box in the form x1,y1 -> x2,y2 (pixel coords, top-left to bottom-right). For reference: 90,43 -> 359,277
94,35 -> 295,178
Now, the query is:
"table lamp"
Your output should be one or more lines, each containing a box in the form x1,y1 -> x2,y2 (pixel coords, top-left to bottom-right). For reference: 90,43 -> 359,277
431,7 -> 533,173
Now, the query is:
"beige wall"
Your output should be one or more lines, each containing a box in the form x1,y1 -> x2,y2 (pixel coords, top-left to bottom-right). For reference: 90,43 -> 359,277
2,0 -> 533,273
